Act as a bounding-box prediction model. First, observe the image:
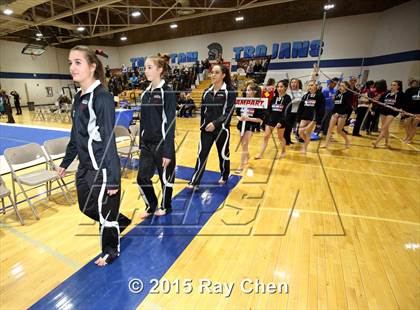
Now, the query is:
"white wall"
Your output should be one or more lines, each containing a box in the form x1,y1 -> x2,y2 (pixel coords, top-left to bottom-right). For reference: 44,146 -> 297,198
0,40 -> 72,105
0,43 -> 120,106
370,0 -> 419,56
368,0 -> 420,83
1,0 -> 418,105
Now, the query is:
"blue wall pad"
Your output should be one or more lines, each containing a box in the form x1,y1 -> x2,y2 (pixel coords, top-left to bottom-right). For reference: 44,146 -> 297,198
30,165 -> 241,310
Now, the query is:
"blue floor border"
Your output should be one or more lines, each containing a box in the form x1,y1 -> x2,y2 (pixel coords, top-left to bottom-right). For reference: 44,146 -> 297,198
30,165 -> 241,310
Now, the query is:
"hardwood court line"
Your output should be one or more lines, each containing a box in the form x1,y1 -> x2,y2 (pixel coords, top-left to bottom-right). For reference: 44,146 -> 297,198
315,142 -> 346,236
317,152 -> 420,167
287,148 -> 420,167
0,221 -> 81,269
325,166 -> 419,181
249,207 -> 420,227
282,159 -> 419,182
390,133 -> 420,151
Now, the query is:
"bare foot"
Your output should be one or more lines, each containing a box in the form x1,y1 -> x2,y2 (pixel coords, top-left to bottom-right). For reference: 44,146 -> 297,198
139,211 -> 153,219
187,183 -> 199,190
154,209 -> 166,216
234,167 -> 244,174
94,257 -> 108,267
254,155 -> 262,160
320,143 -> 328,148
372,142 -> 377,148
345,141 -> 350,149
218,178 -> 226,185
279,152 -> 286,158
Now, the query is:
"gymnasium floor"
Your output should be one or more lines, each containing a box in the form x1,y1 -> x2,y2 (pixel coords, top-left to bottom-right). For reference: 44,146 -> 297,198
0,111 -> 419,309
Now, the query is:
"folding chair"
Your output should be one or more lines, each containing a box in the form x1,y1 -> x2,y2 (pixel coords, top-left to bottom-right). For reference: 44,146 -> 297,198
4,143 -> 72,220
32,107 -> 45,121
61,103 -> 72,122
0,175 -> 24,225
129,123 -> 140,161
43,137 -> 79,201
114,125 -> 140,176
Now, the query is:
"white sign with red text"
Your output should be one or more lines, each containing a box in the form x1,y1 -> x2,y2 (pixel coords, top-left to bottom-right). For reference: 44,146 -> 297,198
235,97 -> 268,137
235,97 -> 268,109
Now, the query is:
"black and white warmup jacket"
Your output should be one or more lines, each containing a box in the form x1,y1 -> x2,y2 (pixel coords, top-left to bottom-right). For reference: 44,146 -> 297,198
60,80 -> 120,190
139,79 -> 176,159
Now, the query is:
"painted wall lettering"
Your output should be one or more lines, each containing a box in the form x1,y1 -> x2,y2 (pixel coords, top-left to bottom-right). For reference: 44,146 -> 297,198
233,40 -> 322,60
130,51 -> 198,67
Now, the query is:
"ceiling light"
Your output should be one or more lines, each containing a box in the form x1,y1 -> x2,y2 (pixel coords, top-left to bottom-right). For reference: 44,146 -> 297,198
3,8 -> 13,15
324,3 -> 335,10
120,36 -> 127,41
131,11 -> 141,17
36,32 -> 43,37
235,16 -> 244,22
170,24 -> 178,29
77,26 -> 85,32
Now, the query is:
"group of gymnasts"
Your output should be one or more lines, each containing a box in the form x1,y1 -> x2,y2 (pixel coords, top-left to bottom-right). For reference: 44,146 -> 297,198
58,46 -> 418,266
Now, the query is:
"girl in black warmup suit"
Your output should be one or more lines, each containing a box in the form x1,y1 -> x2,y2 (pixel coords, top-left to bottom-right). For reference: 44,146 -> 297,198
188,64 -> 236,189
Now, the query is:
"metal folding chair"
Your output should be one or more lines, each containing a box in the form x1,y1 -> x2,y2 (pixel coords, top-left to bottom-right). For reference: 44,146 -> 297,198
114,125 -> 140,176
43,137 -> 79,202
4,143 -> 73,220
0,175 -> 24,225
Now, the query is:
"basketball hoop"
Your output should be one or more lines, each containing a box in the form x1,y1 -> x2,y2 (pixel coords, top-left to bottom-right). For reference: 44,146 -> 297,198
21,43 -> 46,60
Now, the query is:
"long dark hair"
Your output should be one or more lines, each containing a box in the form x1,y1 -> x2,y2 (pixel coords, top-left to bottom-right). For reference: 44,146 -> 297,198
393,80 -> 403,92
213,64 -> 232,89
374,79 -> 387,93
70,45 -> 105,85
274,79 -> 289,97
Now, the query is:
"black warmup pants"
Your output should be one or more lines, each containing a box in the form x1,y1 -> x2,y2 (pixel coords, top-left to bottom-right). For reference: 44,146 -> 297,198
365,109 -> 380,133
321,109 -> 333,135
76,168 -> 130,258
190,127 -> 230,186
15,102 -> 22,114
137,141 -> 176,213
284,112 -> 297,144
353,106 -> 368,135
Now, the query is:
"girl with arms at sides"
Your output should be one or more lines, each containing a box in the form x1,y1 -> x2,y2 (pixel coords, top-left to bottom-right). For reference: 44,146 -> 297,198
235,82 -> 264,173
137,56 -> 177,218
188,64 -> 236,189
59,46 -> 131,267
